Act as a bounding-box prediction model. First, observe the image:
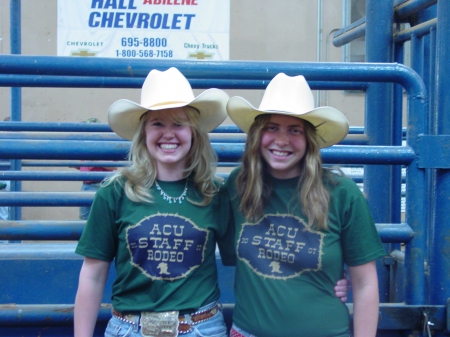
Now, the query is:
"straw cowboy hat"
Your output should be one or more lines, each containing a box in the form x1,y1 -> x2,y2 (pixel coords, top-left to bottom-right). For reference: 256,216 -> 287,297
108,67 -> 229,140
227,73 -> 349,148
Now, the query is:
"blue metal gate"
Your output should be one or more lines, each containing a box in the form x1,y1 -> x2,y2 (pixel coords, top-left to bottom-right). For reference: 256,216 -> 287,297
1,0 -> 450,336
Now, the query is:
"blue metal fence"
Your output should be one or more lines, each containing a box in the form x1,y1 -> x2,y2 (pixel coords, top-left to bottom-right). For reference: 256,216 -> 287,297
1,0 -> 450,336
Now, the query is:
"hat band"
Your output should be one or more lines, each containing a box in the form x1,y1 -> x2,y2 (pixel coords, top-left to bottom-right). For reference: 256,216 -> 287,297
148,100 -> 189,108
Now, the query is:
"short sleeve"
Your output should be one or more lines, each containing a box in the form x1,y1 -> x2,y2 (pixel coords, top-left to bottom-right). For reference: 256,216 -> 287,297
337,179 -> 386,266
75,185 -> 119,261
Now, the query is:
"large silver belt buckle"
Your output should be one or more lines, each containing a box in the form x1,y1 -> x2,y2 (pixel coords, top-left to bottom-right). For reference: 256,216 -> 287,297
140,311 -> 180,337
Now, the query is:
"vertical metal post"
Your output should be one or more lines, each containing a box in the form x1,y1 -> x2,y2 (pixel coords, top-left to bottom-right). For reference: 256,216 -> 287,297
390,43 -> 404,303
427,26 -> 437,306
364,0 -> 394,303
403,34 -> 428,307
407,4 -> 437,306
316,0 -> 323,106
392,46 -> 403,226
9,0 -> 22,220
430,0 -> 450,306
420,8 -> 437,304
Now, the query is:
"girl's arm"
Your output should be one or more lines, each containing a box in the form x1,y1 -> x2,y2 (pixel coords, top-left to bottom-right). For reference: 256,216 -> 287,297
348,260 -> 379,337
74,257 -> 110,337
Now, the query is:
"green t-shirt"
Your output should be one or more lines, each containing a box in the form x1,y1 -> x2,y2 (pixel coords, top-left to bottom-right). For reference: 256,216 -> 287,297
76,177 -> 230,313
224,168 -> 385,337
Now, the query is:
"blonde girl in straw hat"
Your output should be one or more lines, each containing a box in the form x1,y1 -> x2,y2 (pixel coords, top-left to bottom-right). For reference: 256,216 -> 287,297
224,73 -> 385,337
74,67 -> 233,337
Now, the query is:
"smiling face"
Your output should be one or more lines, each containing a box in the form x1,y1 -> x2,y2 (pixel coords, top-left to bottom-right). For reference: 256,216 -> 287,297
260,114 -> 308,179
144,107 -> 193,179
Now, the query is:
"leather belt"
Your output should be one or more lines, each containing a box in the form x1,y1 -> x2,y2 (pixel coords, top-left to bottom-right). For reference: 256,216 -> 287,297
112,304 -> 219,334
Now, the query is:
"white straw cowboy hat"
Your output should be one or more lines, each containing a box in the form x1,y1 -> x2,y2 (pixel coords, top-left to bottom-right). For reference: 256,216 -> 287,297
227,73 -> 349,148
108,67 -> 229,140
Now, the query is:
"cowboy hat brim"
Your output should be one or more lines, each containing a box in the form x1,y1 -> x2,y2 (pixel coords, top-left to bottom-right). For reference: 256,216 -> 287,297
108,88 -> 229,140
227,96 -> 349,148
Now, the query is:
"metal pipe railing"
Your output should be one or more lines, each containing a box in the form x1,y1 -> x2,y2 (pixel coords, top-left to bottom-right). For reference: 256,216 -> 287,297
0,221 -> 414,243
395,0 -> 437,20
0,122 -> 242,133
394,18 -> 437,43
0,139 -> 415,164
0,57 -> 427,97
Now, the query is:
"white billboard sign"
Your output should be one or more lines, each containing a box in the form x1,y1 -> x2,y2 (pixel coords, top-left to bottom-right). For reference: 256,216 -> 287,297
57,0 -> 230,60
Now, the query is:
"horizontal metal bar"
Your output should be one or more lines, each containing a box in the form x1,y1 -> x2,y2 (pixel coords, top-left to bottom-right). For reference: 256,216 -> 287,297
0,304 -> 85,326
0,243 -> 78,258
332,17 -> 366,47
0,132 -> 371,147
0,131 -> 248,143
0,57 -> 426,99
333,6 -> 437,47
0,304 -> 445,330
0,132 -> 122,141
0,75 -> 369,91
4,167 -> 406,183
0,221 -> 413,242
0,56 -> 379,80
0,125 -> 371,135
20,160 -> 127,168
333,0 -> 438,47
0,122 -> 112,133
0,192 -> 94,206
0,133 -> 367,146
0,122 -> 243,134
0,139 -> 416,165
394,18 -> 437,43
376,223 -> 414,243
0,139 -> 131,160
0,123 -> 391,137
395,0 -> 437,20
0,171 -> 114,181
321,145 -> 415,165
0,221 -> 84,241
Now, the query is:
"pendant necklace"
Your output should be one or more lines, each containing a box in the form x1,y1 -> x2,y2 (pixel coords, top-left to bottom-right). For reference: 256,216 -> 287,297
154,180 -> 188,204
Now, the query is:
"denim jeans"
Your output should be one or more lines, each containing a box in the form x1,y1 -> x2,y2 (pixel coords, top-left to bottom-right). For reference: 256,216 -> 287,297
231,323 -> 352,337
79,182 -> 101,220
105,302 -> 227,337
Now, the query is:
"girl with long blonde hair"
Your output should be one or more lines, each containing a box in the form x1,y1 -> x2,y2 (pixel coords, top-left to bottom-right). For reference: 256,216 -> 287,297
74,68 -> 232,337
225,73 -> 385,337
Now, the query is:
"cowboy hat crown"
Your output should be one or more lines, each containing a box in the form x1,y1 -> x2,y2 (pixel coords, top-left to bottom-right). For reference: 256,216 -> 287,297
226,73 -> 349,148
108,67 -> 229,140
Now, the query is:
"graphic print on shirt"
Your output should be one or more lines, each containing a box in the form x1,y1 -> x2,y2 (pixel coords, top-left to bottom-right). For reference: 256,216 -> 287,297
126,213 -> 208,281
237,214 -> 324,280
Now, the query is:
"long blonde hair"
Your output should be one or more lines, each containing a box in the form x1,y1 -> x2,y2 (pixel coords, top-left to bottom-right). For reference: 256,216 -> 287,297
107,106 -> 219,206
236,114 -> 331,230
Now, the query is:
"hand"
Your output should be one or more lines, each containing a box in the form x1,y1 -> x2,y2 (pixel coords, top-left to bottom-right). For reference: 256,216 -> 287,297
334,272 -> 351,303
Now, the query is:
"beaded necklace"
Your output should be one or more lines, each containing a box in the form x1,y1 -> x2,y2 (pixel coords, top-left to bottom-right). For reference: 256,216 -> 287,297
154,180 -> 188,204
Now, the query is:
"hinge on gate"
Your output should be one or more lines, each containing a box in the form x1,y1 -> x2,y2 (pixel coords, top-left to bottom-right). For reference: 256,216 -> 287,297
423,312 -> 434,336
